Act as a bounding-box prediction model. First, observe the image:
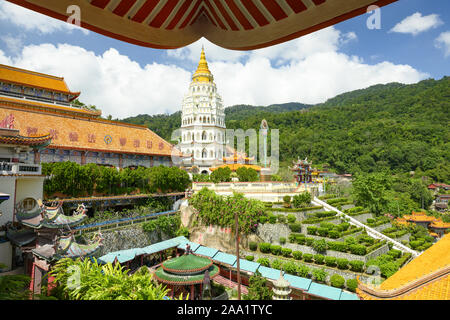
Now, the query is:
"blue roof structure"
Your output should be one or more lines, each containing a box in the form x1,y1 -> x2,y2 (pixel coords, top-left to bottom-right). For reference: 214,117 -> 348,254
257,266 -> 283,280
232,259 -> 260,273
307,282 -> 343,300
193,245 -> 219,258
213,252 -> 237,266
283,274 -> 312,291
98,236 -> 189,264
339,291 -> 360,300
177,240 -> 201,252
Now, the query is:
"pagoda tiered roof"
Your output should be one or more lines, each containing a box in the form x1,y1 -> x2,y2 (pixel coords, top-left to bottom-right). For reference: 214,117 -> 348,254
16,201 -> 87,229
357,233 -> 450,300
153,254 -> 219,285
0,128 -> 51,148
32,233 -> 103,261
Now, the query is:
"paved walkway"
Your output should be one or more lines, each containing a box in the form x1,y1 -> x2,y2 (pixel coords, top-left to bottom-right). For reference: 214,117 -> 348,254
214,275 -> 249,295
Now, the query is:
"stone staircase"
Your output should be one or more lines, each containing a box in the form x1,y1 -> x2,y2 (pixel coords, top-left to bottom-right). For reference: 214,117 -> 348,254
312,197 -> 420,258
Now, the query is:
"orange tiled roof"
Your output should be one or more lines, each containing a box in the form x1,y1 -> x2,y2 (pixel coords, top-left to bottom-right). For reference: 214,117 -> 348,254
0,95 -> 100,117
403,211 -> 437,223
357,233 -> 450,300
0,64 -> 79,96
0,103 -> 177,157
430,220 -> 450,229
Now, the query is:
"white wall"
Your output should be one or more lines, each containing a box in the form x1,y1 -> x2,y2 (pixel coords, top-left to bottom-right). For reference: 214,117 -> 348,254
0,240 -> 12,271
0,176 -> 16,226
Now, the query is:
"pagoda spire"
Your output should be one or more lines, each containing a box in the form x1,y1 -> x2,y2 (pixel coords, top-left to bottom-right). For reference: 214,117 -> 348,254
192,46 -> 213,83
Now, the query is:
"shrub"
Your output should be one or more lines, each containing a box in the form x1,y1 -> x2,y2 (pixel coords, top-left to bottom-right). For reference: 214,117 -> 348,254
245,255 -> 254,261
346,279 -> 358,292
336,258 -> 349,270
387,249 -> 402,259
268,214 -> 277,224
349,260 -> 365,272
292,192 -> 312,208
283,262 -> 297,275
303,253 -> 313,262
306,238 -> 315,246
281,248 -> 292,257
288,234 -> 297,243
327,241 -> 348,252
292,251 -> 303,260
320,222 -> 335,230
312,268 -> 328,283
271,259 -> 283,270
330,274 -> 345,288
287,214 -> 297,224
307,226 -> 318,235
277,215 -> 287,224
336,222 -> 350,232
366,218 -> 375,224
328,230 -> 341,239
296,236 -> 306,245
297,264 -> 310,278
259,242 -> 271,253
283,195 -> 292,204
249,242 -> 258,251
279,237 -> 286,245
314,254 -> 325,264
325,256 -> 337,267
312,239 -> 328,253
349,244 -> 367,255
317,227 -> 329,237
289,222 -> 302,232
259,215 -> 268,224
257,257 -> 270,267
270,245 -> 282,256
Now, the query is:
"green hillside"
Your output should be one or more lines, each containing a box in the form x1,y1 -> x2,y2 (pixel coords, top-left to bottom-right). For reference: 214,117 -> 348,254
121,77 -> 450,182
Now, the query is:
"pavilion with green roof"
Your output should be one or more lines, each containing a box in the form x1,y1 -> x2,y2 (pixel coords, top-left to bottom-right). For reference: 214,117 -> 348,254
153,253 -> 219,300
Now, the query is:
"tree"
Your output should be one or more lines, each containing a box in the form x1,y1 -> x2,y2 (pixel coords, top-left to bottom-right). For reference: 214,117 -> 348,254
236,167 -> 259,182
243,271 -> 273,300
210,167 -> 232,183
352,172 -> 393,215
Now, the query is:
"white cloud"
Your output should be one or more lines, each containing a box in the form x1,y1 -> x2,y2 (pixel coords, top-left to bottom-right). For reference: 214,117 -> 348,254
390,12 -> 443,36
0,1 -> 89,35
435,31 -> 450,57
1,34 -> 24,52
0,26 -> 428,119
5,43 -> 190,118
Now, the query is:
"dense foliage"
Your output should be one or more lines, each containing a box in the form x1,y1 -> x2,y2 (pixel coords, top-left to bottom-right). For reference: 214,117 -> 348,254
243,270 -> 273,300
43,162 -> 190,198
122,78 -> 450,181
189,188 -> 266,234
235,167 -> 259,182
49,258 -> 172,300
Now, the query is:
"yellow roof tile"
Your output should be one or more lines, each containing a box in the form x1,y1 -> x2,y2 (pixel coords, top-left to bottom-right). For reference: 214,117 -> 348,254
357,233 -> 450,300
0,64 -> 78,95
0,102 -> 177,157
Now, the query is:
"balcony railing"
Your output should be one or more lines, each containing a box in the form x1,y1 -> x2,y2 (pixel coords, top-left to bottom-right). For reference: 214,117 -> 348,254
0,162 -> 41,175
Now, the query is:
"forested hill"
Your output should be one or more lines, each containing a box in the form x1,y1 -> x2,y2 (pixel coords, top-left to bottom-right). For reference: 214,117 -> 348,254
121,77 -> 449,181
121,102 -> 310,142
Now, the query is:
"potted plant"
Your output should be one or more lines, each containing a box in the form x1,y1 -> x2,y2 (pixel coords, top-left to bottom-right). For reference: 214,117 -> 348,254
283,195 -> 292,208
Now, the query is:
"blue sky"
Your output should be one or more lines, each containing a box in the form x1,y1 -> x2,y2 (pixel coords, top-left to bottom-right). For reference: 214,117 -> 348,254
0,0 -> 449,119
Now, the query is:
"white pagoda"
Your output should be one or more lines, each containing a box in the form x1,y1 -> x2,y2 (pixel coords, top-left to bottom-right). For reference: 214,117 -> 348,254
179,48 -> 227,175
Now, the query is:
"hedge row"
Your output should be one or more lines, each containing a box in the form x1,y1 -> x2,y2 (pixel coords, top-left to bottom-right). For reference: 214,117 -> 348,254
268,205 -> 323,212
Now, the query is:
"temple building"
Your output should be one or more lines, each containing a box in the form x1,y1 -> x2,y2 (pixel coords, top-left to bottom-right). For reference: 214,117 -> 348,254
178,48 -> 229,174
395,211 -> 450,239
0,64 -> 177,169
357,232 -> 450,300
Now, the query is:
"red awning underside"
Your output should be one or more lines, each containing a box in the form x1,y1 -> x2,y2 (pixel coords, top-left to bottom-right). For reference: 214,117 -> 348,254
6,0 -> 397,50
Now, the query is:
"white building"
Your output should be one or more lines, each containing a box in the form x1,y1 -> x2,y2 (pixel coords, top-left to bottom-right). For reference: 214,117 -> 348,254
179,48 -> 227,175
0,128 -> 49,271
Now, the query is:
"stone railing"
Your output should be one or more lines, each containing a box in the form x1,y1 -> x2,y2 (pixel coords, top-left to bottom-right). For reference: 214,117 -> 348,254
312,197 -> 419,258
